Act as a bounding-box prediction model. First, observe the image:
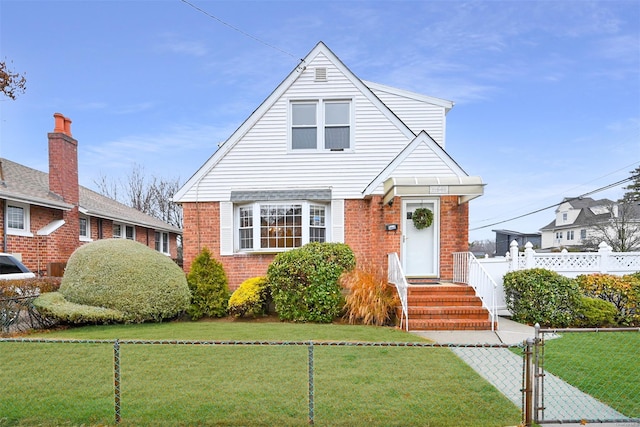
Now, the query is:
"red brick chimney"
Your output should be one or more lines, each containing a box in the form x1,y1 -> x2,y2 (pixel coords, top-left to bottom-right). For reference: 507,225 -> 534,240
48,112 -> 79,205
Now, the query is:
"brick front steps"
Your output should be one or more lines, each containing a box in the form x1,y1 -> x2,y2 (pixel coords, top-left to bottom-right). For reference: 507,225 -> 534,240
397,284 -> 494,331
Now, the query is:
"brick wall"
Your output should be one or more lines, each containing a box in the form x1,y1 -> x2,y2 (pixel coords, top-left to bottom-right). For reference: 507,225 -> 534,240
439,195 -> 469,281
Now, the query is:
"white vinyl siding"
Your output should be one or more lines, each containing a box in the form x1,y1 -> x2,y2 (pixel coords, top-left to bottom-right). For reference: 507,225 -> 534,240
367,84 -> 448,146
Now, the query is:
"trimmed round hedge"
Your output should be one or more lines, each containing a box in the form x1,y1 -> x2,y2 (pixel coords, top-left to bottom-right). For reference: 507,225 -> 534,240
58,238 -> 190,323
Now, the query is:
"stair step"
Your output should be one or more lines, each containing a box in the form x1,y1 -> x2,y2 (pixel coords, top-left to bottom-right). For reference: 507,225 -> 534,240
407,319 -> 496,331
405,306 -> 489,320
407,296 -> 483,307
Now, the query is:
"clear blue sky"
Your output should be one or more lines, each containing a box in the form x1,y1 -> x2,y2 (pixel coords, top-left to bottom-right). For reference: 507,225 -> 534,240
1,0 -> 638,243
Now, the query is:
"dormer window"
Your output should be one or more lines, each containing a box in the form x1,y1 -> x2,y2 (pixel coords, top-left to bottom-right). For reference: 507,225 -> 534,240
291,99 -> 351,151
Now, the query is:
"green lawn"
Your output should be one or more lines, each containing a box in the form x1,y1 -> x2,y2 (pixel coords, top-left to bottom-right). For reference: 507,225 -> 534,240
0,320 -> 521,426
541,331 -> 640,418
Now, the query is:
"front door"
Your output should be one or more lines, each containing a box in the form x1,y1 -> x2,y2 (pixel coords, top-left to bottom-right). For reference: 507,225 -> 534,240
402,200 -> 439,277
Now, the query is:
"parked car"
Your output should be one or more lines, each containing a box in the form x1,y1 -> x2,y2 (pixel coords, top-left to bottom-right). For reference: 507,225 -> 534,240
0,253 -> 36,280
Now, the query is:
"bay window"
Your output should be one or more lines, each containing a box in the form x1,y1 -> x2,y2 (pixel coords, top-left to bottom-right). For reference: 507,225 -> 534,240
237,202 -> 328,251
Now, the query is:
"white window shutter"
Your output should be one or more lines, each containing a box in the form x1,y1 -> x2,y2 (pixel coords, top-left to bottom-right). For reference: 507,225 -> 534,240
331,199 -> 344,243
220,201 -> 234,255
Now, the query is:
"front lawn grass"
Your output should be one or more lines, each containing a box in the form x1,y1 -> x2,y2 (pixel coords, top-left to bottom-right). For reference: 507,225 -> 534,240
0,320 -> 521,426
542,331 -> 640,418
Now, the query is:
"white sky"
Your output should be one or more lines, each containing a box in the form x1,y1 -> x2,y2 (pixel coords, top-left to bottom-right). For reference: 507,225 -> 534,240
1,0 -> 638,241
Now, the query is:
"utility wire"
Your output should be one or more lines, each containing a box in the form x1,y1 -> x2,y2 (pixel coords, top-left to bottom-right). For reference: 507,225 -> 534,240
179,0 -> 301,61
470,174 -> 638,231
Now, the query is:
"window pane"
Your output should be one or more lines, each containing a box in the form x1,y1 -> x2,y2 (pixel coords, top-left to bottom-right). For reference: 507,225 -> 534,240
325,102 -> 349,125
260,204 -> 301,249
162,233 -> 169,253
292,103 -> 316,125
155,232 -> 161,251
113,224 -> 121,238
239,207 -> 254,250
292,128 -> 317,149
79,218 -> 87,236
309,205 -> 326,243
7,206 -> 24,230
126,226 -> 135,240
325,126 -> 349,149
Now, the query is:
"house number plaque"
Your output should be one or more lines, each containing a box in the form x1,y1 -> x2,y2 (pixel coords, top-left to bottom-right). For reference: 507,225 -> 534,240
430,185 -> 449,194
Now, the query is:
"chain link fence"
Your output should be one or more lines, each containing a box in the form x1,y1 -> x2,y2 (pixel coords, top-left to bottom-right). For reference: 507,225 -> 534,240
0,339 -> 526,426
532,327 -> 640,425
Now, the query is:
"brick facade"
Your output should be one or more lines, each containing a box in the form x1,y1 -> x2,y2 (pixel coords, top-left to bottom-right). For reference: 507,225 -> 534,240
181,195 -> 468,290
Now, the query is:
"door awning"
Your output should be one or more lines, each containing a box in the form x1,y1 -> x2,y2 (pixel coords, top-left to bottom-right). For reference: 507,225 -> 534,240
383,176 -> 484,205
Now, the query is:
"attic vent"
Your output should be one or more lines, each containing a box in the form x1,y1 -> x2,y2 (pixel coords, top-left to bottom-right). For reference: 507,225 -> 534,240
315,67 -> 327,82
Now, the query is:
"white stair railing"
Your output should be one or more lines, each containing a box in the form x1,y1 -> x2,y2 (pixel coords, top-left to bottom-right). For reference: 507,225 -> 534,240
388,253 -> 409,331
453,252 -> 498,331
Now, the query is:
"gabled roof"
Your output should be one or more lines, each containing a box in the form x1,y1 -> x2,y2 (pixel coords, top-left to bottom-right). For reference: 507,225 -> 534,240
174,41 -> 420,202
363,131 -> 470,196
363,80 -> 454,112
0,158 -> 181,234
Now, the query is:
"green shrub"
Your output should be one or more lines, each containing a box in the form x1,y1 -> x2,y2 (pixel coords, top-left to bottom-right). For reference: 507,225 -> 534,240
43,239 -> 190,324
341,263 -> 399,326
575,273 -> 640,326
0,277 -> 61,297
228,276 -> 270,318
187,247 -> 230,320
572,296 -> 618,328
33,292 -> 125,324
2,278 -> 62,332
267,242 -> 355,323
503,268 -> 581,327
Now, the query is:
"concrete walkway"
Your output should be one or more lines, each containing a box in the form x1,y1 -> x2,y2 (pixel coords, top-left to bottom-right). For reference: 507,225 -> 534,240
411,317 -> 639,427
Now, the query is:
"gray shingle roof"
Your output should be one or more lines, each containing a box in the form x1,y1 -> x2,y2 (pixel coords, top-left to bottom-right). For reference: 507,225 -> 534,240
0,158 -> 181,234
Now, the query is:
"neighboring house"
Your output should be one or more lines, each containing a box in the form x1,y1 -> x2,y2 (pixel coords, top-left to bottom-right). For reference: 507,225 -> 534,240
174,42 -> 484,289
493,229 -> 541,256
0,113 -> 182,276
540,197 -> 616,249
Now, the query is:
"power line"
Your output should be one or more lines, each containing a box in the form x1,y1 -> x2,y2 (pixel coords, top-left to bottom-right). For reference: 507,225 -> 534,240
470,175 -> 638,231
179,0 -> 301,61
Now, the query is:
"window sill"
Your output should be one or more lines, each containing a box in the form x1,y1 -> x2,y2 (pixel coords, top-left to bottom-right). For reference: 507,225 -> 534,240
80,237 -> 93,242
7,229 -> 34,238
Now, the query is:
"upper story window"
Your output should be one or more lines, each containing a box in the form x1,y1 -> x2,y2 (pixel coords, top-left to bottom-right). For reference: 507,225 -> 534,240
6,201 -> 31,236
236,202 -> 328,252
155,231 -> 170,255
291,100 -> 351,151
79,215 -> 91,241
113,223 -> 135,240
562,212 -> 568,222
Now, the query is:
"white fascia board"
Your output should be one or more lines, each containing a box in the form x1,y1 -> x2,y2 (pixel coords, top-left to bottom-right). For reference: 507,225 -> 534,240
363,131 -> 468,195
1,193 -> 73,211
363,80 -> 454,112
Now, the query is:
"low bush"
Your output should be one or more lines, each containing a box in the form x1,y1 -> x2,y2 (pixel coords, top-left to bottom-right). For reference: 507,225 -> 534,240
228,276 -> 270,318
267,242 -> 355,323
575,273 -> 640,326
0,277 -> 62,297
40,239 -> 190,324
33,292 -> 125,324
572,296 -> 618,328
341,263 -> 399,326
503,268 -> 581,327
187,247 -> 230,320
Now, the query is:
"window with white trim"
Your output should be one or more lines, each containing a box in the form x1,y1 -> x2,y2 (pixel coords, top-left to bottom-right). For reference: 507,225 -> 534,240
113,223 -> 135,240
567,230 -> 574,240
6,201 -> 30,236
236,202 -> 328,251
155,231 -> 170,254
291,100 -> 351,151
580,229 -> 587,239
79,215 -> 91,241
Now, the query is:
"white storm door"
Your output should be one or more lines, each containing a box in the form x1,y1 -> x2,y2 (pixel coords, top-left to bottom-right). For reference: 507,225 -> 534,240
402,200 -> 439,277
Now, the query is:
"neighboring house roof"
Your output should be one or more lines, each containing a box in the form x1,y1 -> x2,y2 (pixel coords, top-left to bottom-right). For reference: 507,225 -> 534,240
0,158 -> 181,234
492,229 -> 541,237
540,197 -> 621,231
